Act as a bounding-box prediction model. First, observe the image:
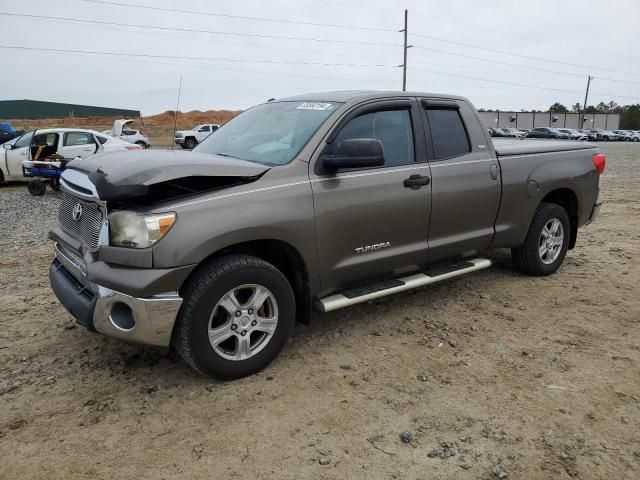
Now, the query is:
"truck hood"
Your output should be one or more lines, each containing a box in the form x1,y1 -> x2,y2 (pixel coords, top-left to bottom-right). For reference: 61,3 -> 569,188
65,150 -> 270,201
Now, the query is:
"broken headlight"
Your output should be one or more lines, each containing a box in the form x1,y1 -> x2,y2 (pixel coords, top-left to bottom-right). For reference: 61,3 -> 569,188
108,211 -> 176,248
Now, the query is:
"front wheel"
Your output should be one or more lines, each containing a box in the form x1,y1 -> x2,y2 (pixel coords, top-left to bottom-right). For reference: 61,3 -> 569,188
184,137 -> 197,149
27,180 -> 46,196
173,255 -> 295,379
512,203 -> 570,276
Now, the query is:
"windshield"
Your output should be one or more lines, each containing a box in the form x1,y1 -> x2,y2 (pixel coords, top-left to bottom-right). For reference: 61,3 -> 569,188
194,101 -> 341,165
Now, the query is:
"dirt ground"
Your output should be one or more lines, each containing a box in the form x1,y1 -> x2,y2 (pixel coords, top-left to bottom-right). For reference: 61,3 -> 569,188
0,143 -> 638,479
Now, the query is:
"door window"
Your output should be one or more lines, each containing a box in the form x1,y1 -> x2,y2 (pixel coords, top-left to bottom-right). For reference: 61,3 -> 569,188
198,126 -> 211,132
14,131 -> 34,148
63,132 -> 95,146
426,109 -> 470,160
334,109 -> 414,167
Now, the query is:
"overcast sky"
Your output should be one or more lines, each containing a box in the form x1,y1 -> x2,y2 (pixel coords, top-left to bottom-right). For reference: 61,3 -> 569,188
1,0 -> 639,115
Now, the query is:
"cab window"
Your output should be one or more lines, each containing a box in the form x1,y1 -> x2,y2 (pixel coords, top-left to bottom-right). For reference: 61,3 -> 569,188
426,108 -> 470,160
334,109 -> 414,167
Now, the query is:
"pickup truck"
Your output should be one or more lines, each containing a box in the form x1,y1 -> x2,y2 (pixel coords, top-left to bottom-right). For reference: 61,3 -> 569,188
48,91 -> 604,379
174,124 -> 220,149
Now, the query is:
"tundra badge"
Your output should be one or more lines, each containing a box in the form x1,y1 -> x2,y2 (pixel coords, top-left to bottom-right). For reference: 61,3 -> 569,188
355,242 -> 391,254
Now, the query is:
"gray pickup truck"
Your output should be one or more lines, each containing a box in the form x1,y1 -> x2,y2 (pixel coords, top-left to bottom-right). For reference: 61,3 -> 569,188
48,91 -> 605,378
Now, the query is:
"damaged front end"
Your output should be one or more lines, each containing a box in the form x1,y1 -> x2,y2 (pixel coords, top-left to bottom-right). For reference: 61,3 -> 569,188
48,149 -> 270,346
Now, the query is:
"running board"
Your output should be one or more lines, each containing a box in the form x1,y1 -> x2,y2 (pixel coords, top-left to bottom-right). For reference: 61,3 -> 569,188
315,258 -> 492,313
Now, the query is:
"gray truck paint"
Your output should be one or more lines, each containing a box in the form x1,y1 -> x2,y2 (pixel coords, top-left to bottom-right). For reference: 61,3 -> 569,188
50,90 -> 600,314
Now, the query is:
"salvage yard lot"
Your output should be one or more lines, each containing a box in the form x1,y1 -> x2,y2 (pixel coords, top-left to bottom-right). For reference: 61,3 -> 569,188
0,143 -> 638,479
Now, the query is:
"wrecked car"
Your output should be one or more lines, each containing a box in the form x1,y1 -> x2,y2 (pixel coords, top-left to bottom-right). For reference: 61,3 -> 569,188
48,91 -> 604,379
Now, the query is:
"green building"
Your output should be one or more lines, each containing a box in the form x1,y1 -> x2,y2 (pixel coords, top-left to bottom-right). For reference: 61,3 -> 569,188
0,99 -> 140,120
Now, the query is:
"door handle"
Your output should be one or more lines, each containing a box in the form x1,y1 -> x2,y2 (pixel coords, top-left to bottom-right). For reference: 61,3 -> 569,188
490,163 -> 498,180
403,174 -> 430,190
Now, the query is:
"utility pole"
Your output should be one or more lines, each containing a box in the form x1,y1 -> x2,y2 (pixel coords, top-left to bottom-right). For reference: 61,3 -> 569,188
173,75 -> 183,149
580,75 -> 593,128
399,10 -> 412,91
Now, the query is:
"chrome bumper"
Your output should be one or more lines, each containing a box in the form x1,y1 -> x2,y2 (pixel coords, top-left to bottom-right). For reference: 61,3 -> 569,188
53,243 -> 182,347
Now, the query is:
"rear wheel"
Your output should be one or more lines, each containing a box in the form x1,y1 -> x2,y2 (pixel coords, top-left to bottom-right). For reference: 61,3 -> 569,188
135,141 -> 147,148
512,203 -> 570,276
27,180 -> 46,196
173,254 -> 295,379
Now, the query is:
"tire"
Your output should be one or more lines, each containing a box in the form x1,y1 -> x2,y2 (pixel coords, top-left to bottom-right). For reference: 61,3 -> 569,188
633,137 -> 639,142
135,141 -> 147,149
173,254 -> 295,379
184,137 -> 197,149
603,136 -> 609,141
27,180 -> 46,196
511,203 -> 570,276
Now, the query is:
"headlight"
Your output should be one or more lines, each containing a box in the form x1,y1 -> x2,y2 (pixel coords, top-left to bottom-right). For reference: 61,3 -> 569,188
175,132 -> 183,138
109,211 -> 176,248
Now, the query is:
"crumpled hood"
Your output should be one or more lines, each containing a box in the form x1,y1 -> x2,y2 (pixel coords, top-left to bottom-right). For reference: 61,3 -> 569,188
67,149 -> 270,186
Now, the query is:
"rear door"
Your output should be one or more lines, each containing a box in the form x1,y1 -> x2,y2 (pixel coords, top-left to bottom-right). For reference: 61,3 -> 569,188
311,98 -> 432,293
59,131 -> 99,158
420,98 -> 500,262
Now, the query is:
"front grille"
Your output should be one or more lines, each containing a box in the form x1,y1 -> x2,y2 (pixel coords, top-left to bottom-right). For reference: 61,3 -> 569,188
58,193 -> 104,249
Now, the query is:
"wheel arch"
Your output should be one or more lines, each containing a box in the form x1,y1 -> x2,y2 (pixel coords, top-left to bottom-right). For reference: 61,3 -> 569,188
179,239 -> 312,325
540,188 -> 579,249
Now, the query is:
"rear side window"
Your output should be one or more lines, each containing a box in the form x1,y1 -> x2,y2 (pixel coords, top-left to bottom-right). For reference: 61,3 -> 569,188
426,109 -> 470,160
335,109 -> 414,167
64,132 -> 94,146
96,135 -> 108,144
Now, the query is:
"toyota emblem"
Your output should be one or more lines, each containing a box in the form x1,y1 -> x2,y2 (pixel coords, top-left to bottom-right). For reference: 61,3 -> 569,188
72,203 -> 83,221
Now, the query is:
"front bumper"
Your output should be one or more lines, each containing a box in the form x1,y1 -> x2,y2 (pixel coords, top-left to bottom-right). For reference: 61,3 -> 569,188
174,138 -> 185,144
50,244 -> 182,347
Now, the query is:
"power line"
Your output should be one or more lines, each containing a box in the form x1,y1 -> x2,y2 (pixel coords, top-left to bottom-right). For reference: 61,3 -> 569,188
314,0 -> 639,62
2,12 -> 407,66
411,45 -> 640,86
411,32 -> 639,76
78,0 -> 397,32
409,65 -> 640,101
0,12 -> 402,47
0,44 -> 396,68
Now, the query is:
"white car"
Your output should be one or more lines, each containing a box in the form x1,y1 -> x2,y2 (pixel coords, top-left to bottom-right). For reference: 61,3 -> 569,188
174,124 -> 220,149
103,119 -> 151,148
1,128 -> 141,183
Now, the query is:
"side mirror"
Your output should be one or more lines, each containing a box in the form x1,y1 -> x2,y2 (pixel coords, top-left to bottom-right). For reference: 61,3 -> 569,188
320,138 -> 384,171
3,143 -> 13,150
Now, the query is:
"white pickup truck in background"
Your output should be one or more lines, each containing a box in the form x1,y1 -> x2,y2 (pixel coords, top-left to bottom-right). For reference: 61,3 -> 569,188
174,124 -> 220,149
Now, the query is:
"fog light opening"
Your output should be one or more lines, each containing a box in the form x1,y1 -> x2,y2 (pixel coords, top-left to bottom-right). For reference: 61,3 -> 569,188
109,302 -> 136,331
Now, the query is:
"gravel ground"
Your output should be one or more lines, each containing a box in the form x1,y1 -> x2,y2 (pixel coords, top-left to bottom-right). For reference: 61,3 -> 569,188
0,143 -> 639,479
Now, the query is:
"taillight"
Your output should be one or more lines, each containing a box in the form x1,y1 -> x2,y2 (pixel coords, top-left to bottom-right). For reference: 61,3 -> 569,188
593,153 -> 606,174
126,145 -> 142,151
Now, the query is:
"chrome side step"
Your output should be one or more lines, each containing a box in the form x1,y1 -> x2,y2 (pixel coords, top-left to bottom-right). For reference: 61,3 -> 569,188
315,258 -> 492,313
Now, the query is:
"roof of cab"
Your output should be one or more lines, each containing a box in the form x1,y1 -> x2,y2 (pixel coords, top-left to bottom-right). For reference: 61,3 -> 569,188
276,90 -> 468,104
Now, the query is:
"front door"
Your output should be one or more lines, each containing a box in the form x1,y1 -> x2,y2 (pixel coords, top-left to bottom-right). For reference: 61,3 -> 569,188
311,99 -> 432,294
6,131 -> 33,178
420,98 -> 500,262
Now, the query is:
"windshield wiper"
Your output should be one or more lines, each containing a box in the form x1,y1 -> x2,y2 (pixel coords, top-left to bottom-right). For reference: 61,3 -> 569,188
214,152 -> 241,159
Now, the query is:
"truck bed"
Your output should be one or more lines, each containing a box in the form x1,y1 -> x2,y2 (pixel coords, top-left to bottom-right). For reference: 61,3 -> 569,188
492,138 -> 597,157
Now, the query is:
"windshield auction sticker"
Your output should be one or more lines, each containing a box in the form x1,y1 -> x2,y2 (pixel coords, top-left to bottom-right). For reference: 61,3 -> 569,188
296,102 -> 335,111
